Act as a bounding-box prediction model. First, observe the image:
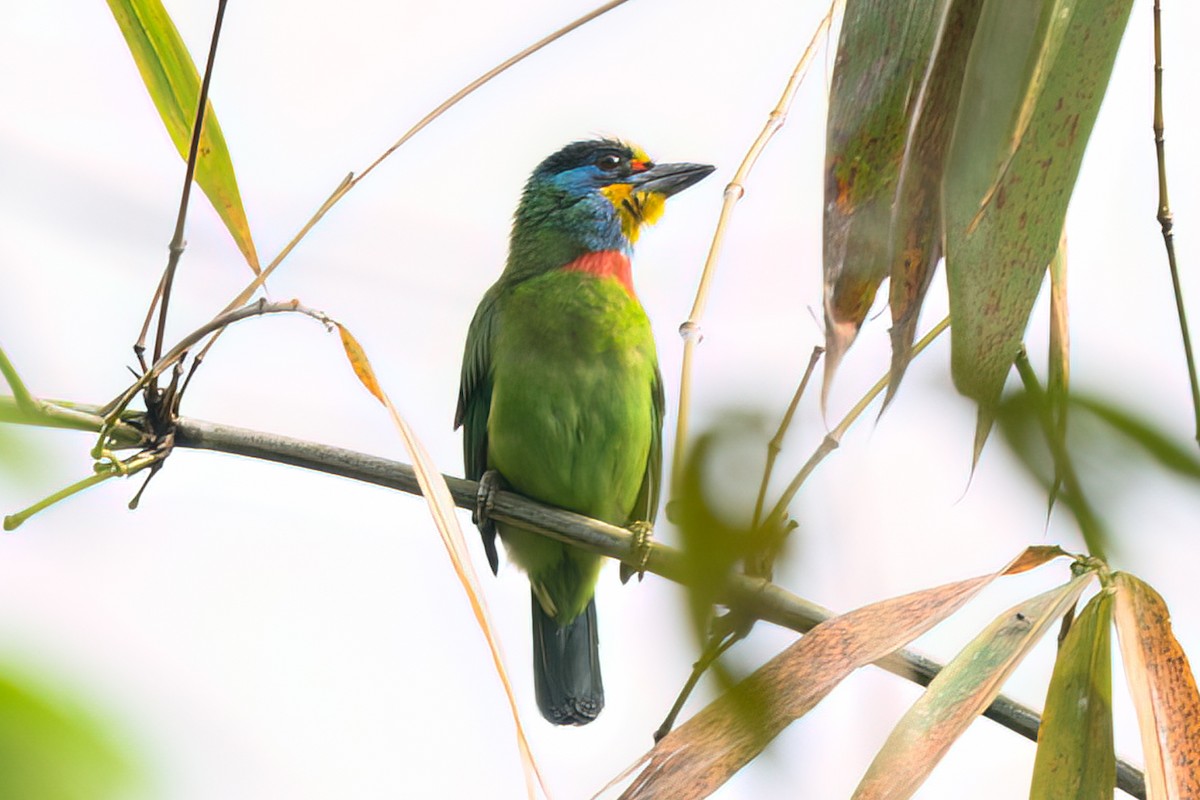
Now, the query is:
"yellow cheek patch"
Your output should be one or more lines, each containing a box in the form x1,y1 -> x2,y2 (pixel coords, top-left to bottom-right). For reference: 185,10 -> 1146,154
601,183 -> 667,243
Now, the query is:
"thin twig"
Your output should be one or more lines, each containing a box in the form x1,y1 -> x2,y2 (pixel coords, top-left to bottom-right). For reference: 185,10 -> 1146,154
654,347 -> 820,741
1152,0 -> 1200,444
752,346 -> 824,529
653,629 -> 740,742
99,299 -> 331,431
126,0 -> 633,429
670,1 -> 839,495
0,398 -> 1146,796
213,0 -> 632,320
146,0 -> 230,365
3,450 -> 162,531
763,315 -> 950,531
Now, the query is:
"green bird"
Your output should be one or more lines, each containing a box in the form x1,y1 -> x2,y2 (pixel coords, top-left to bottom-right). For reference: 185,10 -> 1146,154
455,139 -> 713,725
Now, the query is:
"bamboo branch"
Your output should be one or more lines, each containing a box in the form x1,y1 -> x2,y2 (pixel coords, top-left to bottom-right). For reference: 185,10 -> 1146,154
1151,0 -> 1200,444
0,394 -> 1147,798
670,1 -> 838,495
763,315 -> 951,531
144,0 -> 230,366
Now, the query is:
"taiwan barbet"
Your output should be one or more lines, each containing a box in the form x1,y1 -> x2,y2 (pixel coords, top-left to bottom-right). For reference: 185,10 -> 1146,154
456,139 -> 713,725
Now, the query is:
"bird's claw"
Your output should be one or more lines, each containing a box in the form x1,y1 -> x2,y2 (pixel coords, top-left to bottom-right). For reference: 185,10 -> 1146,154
474,469 -> 503,539
621,520 -> 654,584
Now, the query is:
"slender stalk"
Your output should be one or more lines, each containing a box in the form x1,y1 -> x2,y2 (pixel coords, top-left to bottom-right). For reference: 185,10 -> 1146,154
120,0 -> 634,435
764,315 -> 950,530
0,397 -> 1147,796
3,451 -> 160,531
1151,0 -> 1200,444
213,0 -> 631,319
99,300 -> 330,430
146,0 -> 230,365
670,1 -> 839,494
752,347 -> 823,530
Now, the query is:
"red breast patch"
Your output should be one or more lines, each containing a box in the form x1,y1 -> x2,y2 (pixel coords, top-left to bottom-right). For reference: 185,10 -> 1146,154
561,250 -> 635,296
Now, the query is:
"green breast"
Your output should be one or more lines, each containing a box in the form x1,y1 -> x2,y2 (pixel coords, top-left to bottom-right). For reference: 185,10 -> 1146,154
488,269 -> 657,525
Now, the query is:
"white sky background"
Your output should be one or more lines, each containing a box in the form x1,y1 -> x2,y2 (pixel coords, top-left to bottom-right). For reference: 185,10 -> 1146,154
1,1 -> 1198,798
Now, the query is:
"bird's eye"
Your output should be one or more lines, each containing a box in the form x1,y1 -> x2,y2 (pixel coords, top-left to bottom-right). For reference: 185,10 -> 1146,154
596,154 -> 623,172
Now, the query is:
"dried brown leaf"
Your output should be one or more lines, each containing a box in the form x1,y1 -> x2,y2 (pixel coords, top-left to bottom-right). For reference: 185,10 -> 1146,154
609,546 -> 1067,800
1113,572 -> 1200,800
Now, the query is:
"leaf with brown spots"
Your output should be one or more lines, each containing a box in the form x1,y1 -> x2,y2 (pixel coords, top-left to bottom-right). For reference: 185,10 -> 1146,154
822,0 -> 948,402
608,546 -> 1068,800
852,570 -> 1094,800
941,0 -> 1133,462
886,0 -> 986,404
1113,572 -> 1200,799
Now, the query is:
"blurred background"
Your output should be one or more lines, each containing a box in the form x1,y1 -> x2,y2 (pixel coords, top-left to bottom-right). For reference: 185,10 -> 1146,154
1,1 -> 1197,797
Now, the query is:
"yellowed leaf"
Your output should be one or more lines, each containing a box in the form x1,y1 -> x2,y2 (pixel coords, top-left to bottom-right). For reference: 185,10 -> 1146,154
338,324 -> 545,799
1113,572 -> 1200,800
609,546 -> 1068,800
336,324 -> 385,404
852,570 -> 1094,800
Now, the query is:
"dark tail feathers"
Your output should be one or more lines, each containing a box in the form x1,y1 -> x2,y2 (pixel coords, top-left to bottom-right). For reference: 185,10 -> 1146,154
531,594 -> 603,725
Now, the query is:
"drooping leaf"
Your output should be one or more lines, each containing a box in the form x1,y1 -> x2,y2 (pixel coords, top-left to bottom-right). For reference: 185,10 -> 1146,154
106,0 -> 260,272
852,570 -> 1094,800
0,665 -> 140,799
1029,588 -> 1114,800
1112,572 -> 1200,799
822,0 -> 949,399
611,546 -> 1068,800
1072,395 -> 1200,482
886,0 -> 986,403
941,0 -> 1134,460
333,323 -> 545,799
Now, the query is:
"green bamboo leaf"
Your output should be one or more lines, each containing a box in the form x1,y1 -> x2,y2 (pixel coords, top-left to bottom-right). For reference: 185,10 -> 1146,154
852,570 -> 1094,800
1073,395 -> 1200,481
0,665 -> 141,799
941,0 -> 1133,460
822,0 -> 948,398
1029,589 -> 1114,800
886,0 -> 987,402
107,0 -> 259,272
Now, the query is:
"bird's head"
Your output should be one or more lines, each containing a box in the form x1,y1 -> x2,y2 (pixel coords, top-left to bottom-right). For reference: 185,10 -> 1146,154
512,139 -> 714,259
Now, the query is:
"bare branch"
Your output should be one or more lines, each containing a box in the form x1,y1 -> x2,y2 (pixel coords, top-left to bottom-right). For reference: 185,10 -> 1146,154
0,393 -> 1148,796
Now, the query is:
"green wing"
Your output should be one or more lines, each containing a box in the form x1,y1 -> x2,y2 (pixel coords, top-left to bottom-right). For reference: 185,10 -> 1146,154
632,365 -> 665,526
455,284 -> 501,573
620,364 -> 663,584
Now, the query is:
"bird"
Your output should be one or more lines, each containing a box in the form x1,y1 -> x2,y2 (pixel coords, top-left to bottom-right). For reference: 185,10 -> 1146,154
455,139 -> 714,725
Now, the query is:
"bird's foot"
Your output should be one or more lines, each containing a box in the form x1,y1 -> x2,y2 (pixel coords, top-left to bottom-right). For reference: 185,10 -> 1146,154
473,471 -> 507,575
474,469 -> 508,535
621,520 -> 654,584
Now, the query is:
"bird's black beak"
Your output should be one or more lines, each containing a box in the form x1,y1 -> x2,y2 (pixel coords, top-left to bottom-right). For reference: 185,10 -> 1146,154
628,162 -> 715,197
